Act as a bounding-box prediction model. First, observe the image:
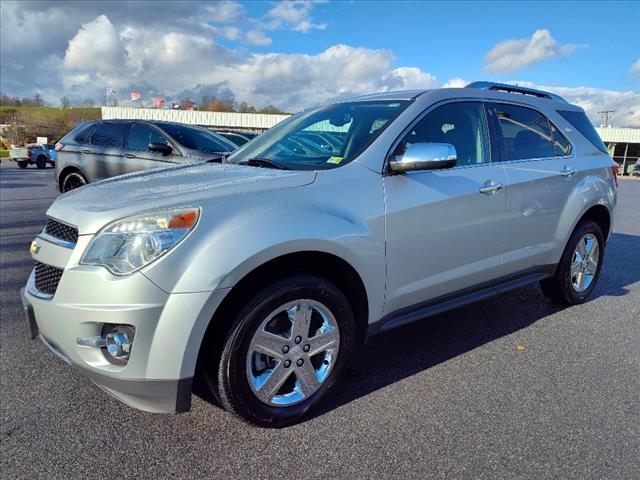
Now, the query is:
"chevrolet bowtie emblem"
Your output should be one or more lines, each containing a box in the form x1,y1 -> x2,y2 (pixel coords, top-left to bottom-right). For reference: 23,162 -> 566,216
30,240 -> 40,255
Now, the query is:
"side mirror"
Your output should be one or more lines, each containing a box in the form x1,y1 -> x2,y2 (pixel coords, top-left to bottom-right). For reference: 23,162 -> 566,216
389,143 -> 457,173
149,142 -> 172,156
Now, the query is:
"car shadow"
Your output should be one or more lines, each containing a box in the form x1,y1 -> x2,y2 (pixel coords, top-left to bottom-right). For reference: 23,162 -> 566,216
195,232 -> 639,425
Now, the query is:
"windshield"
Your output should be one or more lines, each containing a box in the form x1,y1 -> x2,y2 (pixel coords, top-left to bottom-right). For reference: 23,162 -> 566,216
226,100 -> 411,170
157,123 -> 236,154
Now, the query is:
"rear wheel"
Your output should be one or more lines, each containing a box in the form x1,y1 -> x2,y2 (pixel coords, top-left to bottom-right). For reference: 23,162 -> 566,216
17,161 -> 28,169
61,171 -> 87,192
36,156 -> 47,169
213,275 -> 356,427
540,220 -> 604,304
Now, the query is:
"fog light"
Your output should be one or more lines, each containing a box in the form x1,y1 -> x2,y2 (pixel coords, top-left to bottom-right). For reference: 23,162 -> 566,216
102,324 -> 135,365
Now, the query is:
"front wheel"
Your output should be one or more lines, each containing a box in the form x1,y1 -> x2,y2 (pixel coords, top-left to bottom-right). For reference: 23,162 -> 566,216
36,156 -> 47,169
214,275 -> 356,427
540,220 -> 604,304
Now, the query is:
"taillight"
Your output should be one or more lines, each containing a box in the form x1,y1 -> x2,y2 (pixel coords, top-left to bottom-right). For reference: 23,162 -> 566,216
611,161 -> 619,187
55,143 -> 65,152
26,150 -> 32,158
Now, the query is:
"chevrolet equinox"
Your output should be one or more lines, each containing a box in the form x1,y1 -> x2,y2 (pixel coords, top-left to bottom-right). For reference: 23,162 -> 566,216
21,82 -> 617,427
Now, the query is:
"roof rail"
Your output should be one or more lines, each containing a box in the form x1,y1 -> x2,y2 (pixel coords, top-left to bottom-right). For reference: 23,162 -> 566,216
465,81 -> 567,102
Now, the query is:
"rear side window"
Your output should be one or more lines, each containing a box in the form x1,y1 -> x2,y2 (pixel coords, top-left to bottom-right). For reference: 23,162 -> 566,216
549,122 -> 571,156
557,110 -> 608,154
494,104 -> 555,160
73,123 -> 98,144
127,123 -> 169,151
89,123 -> 125,148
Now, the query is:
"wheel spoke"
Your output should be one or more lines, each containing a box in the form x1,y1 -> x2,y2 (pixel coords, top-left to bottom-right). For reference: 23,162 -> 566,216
586,258 -> 598,275
577,271 -> 587,291
570,261 -> 581,278
255,364 -> 291,403
576,238 -> 587,258
288,302 -> 312,341
251,330 -> 286,359
296,361 -> 321,397
307,329 -> 339,356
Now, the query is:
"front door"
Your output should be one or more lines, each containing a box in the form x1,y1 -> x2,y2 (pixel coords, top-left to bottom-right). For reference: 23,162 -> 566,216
383,101 -> 510,315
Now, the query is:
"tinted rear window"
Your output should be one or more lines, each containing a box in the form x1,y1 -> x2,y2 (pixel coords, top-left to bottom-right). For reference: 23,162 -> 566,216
558,110 -> 608,154
73,123 -> 98,144
494,104 -> 555,160
89,122 -> 126,148
157,124 -> 234,153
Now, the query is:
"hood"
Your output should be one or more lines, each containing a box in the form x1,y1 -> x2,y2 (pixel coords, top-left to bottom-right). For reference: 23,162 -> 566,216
48,163 -> 316,234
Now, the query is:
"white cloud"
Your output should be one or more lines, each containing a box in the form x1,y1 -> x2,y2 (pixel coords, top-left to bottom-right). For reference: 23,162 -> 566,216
203,1 -> 245,23
245,29 -> 272,46
442,77 -> 469,88
265,1 -> 327,33
63,15 -> 124,72
631,59 -> 640,75
485,29 -> 578,73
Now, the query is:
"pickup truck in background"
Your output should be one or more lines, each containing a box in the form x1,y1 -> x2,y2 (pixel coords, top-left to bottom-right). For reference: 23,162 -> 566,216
9,144 -> 56,169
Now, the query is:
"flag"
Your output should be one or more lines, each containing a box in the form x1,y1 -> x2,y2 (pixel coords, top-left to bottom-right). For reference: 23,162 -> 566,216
153,98 -> 165,107
106,87 -> 115,97
130,91 -> 141,101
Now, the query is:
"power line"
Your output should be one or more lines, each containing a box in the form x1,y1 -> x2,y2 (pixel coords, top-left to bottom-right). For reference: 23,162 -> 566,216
598,110 -> 615,128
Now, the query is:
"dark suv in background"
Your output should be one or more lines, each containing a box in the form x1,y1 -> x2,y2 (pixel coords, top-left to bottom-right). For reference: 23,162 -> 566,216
54,120 -> 237,192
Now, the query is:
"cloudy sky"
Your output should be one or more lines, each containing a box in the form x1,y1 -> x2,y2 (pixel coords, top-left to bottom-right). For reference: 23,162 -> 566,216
1,0 -> 639,126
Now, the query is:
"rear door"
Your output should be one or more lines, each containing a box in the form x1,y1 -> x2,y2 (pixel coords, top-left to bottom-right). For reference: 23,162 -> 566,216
85,122 -> 127,180
122,122 -> 181,174
383,101 -> 510,314
489,102 -> 576,273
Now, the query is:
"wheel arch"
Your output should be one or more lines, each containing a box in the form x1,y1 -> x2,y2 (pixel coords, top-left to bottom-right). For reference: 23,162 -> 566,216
193,250 -> 370,381
58,165 -> 88,191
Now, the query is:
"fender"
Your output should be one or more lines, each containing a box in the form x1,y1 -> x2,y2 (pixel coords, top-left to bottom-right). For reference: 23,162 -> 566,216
554,170 -> 616,259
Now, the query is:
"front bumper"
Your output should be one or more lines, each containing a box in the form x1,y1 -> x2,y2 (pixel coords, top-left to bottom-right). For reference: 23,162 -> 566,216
21,261 -> 228,413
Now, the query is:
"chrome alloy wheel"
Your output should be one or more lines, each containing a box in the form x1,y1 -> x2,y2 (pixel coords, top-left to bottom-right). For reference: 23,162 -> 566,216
246,300 -> 340,406
570,233 -> 600,293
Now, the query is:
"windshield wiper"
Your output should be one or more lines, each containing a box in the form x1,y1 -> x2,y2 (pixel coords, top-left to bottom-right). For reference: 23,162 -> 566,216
238,158 -> 287,170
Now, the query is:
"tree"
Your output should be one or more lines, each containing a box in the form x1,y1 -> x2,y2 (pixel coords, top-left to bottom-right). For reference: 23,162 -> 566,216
33,93 -> 44,106
259,104 -> 281,114
60,96 -> 70,108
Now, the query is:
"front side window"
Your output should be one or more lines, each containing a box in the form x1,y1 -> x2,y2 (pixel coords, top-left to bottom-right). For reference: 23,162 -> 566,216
127,123 -> 168,151
394,102 -> 491,166
89,122 -> 126,148
494,104 -> 555,160
226,100 -> 411,170
157,124 -> 235,154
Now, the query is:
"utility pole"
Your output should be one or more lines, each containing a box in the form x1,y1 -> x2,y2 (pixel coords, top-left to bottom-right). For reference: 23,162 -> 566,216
598,110 -> 615,128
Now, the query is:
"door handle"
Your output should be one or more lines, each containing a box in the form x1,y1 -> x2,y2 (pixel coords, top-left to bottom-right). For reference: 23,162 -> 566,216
123,153 -> 136,158
561,166 -> 577,177
479,181 -> 504,194
81,149 -> 93,154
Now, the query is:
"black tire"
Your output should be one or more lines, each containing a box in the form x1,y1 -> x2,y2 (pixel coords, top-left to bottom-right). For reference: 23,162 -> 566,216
61,171 -> 87,192
17,161 -> 28,169
540,220 -> 604,305
36,156 -> 47,169
213,275 -> 356,427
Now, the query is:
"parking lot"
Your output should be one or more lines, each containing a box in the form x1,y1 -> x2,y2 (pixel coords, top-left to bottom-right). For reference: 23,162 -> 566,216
0,160 -> 638,479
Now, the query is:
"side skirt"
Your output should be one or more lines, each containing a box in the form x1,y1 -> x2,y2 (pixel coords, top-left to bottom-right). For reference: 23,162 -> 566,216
368,265 -> 556,338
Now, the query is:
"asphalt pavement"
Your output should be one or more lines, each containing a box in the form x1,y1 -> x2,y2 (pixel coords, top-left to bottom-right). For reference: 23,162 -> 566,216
1,160 -> 638,480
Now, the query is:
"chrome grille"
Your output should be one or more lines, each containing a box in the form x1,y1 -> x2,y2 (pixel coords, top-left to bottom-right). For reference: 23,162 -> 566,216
34,262 -> 63,296
44,219 -> 78,244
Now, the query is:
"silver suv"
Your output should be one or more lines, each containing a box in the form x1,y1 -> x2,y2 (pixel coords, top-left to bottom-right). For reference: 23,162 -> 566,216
54,120 -> 237,192
21,82 -> 617,427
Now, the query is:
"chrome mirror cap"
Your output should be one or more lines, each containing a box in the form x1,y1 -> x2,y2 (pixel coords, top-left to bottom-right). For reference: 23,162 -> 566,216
389,142 -> 458,173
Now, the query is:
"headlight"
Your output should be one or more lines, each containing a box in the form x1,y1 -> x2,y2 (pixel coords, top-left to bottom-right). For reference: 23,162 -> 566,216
81,207 -> 200,275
